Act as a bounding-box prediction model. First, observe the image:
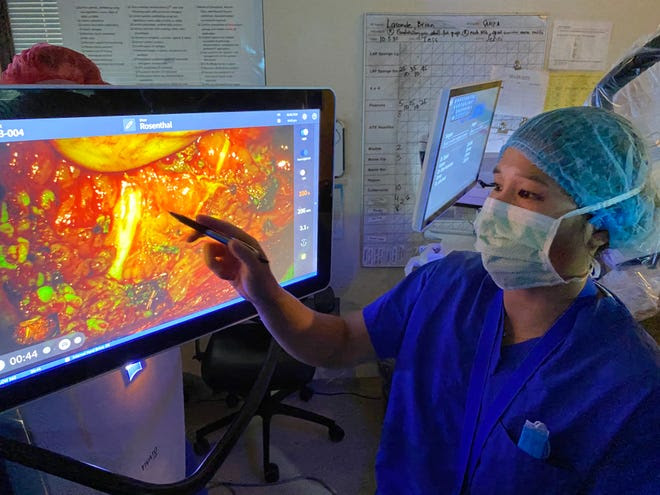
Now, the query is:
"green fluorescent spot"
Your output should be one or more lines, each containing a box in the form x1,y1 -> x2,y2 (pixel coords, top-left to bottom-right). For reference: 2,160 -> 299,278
1,202 -> 8,223
96,215 -> 111,234
86,318 -> 108,332
0,223 -> 13,236
37,272 -> 45,286
37,285 -> 54,302
41,190 -> 55,209
0,255 -> 17,270
16,238 -> 29,263
63,292 -> 81,304
154,244 -> 179,254
59,283 -> 75,295
18,191 -> 30,207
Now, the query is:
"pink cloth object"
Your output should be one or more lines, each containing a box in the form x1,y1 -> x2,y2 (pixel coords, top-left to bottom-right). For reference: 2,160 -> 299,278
1,42 -> 106,84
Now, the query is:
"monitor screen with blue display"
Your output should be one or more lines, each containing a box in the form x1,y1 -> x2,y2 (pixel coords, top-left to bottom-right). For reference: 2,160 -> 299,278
412,80 -> 501,232
0,86 -> 334,411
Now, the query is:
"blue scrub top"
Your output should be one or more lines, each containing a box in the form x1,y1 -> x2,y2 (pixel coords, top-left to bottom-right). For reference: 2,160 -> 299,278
364,251 -> 659,494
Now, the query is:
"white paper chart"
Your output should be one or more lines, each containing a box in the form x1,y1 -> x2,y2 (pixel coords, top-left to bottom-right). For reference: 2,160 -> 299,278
362,14 -> 548,267
56,0 -> 265,86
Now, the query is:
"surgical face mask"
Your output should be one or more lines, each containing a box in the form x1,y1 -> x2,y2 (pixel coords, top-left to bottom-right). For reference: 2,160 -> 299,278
474,187 -> 642,290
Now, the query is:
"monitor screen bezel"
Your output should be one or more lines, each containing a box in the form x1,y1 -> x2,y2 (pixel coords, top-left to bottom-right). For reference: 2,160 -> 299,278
412,80 -> 501,232
0,86 -> 335,412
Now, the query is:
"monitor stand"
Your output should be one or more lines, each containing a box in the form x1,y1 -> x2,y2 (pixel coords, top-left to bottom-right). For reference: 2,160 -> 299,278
1,347 -> 185,494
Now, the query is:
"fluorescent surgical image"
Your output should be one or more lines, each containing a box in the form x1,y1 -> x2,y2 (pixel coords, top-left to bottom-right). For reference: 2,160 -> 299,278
0,126 -> 295,356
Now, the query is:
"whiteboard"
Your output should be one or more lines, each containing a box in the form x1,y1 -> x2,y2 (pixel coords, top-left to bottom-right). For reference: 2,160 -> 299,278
362,13 -> 548,267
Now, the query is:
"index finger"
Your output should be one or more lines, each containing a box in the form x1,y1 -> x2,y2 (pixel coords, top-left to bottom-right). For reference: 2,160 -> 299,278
185,230 -> 206,243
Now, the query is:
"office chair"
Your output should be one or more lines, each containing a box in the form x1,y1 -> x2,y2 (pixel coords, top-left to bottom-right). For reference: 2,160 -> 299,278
192,288 -> 345,483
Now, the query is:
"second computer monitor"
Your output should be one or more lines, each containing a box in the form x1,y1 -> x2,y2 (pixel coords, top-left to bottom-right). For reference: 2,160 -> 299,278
412,80 -> 501,232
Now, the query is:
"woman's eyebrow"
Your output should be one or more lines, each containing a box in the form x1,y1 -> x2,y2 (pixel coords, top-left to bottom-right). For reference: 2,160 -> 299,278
524,174 -> 551,187
493,166 -> 551,187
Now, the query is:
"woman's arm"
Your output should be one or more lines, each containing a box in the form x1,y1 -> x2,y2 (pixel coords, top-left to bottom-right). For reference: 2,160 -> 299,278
192,215 -> 377,368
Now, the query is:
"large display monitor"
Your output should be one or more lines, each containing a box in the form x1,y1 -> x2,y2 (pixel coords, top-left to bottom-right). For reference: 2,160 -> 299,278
412,80 -> 500,232
0,86 -> 334,411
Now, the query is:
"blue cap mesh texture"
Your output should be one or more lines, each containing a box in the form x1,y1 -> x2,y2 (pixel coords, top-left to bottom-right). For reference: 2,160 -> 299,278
500,106 -> 655,248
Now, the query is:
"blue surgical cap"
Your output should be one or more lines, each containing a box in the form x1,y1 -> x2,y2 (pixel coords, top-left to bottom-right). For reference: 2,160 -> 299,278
501,106 -> 655,249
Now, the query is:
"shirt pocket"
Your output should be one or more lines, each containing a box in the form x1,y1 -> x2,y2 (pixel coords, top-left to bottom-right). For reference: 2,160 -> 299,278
469,420 -> 578,494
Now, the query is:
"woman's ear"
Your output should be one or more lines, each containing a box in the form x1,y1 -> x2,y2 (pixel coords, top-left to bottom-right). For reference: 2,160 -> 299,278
587,229 -> 609,255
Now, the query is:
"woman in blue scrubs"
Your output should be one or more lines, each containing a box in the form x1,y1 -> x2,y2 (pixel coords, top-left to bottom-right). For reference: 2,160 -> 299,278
192,106 -> 659,494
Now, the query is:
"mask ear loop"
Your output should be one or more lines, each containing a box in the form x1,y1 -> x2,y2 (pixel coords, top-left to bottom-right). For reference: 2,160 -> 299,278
543,192 -> 631,285
560,186 -> 644,281
563,185 -> 645,220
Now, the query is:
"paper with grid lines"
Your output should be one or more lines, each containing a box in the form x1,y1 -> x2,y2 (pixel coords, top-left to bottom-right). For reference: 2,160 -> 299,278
362,14 -> 548,267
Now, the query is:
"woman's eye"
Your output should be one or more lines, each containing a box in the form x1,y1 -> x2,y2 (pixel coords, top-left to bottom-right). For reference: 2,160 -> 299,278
518,189 -> 542,200
492,183 -> 502,191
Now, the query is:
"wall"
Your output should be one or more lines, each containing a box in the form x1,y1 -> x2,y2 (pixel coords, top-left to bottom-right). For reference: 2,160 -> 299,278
261,0 -> 658,311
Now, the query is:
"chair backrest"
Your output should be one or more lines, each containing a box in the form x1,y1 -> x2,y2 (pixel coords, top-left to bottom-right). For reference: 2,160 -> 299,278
200,321 -> 316,394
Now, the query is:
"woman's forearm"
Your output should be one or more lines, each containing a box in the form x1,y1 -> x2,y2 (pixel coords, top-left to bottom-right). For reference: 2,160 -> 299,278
252,286 -> 373,368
